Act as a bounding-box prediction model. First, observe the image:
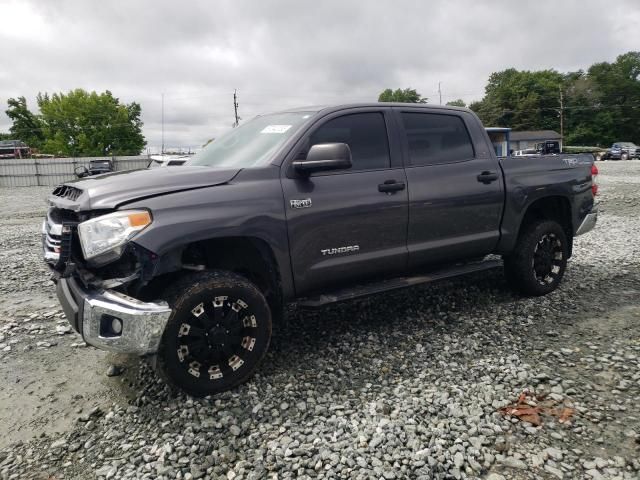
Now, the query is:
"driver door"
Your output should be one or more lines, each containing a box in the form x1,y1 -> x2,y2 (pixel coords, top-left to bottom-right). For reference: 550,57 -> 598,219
280,108 -> 409,296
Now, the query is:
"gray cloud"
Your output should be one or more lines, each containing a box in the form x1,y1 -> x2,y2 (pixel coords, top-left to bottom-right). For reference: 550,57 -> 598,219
1,0 -> 639,151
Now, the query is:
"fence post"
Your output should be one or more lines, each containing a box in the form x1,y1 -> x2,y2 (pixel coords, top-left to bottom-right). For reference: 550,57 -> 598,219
34,159 -> 41,186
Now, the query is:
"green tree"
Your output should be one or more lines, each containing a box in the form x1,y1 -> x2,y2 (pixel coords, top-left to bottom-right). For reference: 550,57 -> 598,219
446,99 -> 466,107
378,88 -> 427,103
561,72 -> 613,146
0,132 -> 12,140
470,69 -> 565,130
580,52 -> 640,145
5,96 -> 45,149
469,52 -> 640,146
36,89 -> 146,156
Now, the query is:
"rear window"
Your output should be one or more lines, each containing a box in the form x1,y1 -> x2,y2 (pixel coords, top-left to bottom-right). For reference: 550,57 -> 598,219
401,113 -> 474,166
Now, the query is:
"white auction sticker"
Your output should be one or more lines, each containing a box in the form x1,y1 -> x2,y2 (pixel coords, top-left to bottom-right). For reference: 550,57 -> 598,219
261,125 -> 292,134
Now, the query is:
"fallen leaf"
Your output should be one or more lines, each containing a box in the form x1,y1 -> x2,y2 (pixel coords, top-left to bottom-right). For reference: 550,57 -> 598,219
557,407 -> 575,423
498,390 -> 575,427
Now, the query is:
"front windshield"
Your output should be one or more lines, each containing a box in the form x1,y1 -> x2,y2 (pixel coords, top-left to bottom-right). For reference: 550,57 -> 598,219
188,111 -> 314,168
619,142 -> 637,148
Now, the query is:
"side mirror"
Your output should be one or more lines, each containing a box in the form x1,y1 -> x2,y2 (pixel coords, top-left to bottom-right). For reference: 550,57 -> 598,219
74,165 -> 89,178
293,143 -> 352,175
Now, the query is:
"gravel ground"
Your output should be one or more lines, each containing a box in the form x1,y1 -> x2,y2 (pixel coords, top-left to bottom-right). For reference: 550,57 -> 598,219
1,161 -> 639,480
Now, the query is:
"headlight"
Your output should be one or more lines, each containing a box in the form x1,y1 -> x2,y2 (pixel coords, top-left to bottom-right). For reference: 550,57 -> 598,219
78,210 -> 152,260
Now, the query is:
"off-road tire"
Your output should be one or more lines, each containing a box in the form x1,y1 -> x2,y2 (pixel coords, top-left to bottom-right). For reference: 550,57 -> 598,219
504,220 -> 569,296
155,270 -> 272,397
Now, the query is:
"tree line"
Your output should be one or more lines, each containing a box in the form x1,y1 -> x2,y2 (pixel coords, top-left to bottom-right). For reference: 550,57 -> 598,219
2,52 -> 637,156
2,89 -> 146,157
379,51 -> 640,147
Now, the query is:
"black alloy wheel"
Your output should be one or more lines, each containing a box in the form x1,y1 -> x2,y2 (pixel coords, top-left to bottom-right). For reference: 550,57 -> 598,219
504,219 -> 569,296
532,233 -> 564,286
156,271 -> 272,397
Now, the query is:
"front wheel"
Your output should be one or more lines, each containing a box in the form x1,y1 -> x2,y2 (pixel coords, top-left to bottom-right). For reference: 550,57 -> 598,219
621,152 -> 629,160
155,271 -> 272,397
504,220 -> 569,296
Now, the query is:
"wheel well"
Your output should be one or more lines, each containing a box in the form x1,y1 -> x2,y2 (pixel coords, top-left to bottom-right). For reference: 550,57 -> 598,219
519,196 -> 573,256
144,237 -> 284,319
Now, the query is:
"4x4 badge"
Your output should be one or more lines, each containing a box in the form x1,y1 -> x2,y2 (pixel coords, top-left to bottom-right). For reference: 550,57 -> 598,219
290,198 -> 312,209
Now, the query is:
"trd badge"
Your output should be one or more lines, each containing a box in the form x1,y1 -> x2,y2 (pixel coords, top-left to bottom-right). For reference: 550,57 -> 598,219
290,198 -> 312,209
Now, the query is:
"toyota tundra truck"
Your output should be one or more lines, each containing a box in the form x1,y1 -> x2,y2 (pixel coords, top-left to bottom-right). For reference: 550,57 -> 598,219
43,103 -> 598,396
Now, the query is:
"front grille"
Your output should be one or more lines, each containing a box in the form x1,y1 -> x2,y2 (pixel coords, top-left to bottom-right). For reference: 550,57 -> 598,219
52,185 -> 83,201
42,208 -> 77,270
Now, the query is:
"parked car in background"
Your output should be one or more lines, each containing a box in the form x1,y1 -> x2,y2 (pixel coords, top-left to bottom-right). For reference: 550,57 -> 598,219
617,142 -> 640,159
513,149 -> 538,157
598,142 -> 640,161
74,159 -> 115,178
534,141 -> 561,155
0,139 -> 31,159
148,155 -> 190,168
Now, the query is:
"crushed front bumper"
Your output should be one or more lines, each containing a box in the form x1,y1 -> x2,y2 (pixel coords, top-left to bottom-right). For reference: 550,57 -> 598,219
56,277 -> 172,355
575,208 -> 598,236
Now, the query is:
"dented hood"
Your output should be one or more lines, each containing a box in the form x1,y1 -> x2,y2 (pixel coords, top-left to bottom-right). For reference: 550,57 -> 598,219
49,166 -> 241,211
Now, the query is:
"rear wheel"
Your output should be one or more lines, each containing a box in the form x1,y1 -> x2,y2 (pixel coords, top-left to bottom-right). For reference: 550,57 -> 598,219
504,220 -> 568,296
155,271 -> 272,397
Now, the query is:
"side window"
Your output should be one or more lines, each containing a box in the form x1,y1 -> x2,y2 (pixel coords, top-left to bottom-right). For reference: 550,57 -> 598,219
401,112 -> 474,166
308,112 -> 390,170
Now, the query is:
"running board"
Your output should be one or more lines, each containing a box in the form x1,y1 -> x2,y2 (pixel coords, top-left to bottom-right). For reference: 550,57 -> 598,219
297,258 -> 503,309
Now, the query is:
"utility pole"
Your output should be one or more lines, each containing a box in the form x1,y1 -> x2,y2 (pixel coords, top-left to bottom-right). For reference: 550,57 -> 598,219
161,93 -> 165,155
233,89 -> 240,127
438,81 -> 442,105
559,86 -> 564,151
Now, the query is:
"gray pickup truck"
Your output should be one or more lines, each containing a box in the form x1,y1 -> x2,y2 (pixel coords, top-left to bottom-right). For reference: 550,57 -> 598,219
43,103 -> 598,396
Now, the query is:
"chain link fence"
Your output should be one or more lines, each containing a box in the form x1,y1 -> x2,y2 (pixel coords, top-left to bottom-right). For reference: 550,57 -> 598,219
0,156 -> 151,187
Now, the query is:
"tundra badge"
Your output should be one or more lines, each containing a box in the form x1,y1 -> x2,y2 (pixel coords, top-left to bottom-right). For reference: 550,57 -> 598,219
290,198 -> 312,209
321,245 -> 360,256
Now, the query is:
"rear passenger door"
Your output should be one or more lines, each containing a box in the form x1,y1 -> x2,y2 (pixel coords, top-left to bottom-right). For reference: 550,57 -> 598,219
281,108 -> 408,295
394,108 -> 504,269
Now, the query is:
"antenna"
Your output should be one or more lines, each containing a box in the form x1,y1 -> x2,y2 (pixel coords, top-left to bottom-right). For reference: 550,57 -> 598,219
438,81 -> 442,105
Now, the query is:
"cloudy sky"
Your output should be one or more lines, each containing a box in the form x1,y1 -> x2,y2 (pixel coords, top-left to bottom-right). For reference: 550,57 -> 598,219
1,0 -> 639,152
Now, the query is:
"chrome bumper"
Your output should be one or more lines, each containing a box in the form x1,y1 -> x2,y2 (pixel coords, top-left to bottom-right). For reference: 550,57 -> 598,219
57,277 -> 172,355
575,209 -> 597,236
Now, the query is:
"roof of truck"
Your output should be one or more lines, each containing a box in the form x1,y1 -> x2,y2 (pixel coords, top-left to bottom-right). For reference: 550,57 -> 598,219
271,103 -> 470,115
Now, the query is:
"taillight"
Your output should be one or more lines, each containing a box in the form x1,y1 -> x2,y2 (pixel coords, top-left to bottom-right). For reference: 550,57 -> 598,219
591,163 -> 598,196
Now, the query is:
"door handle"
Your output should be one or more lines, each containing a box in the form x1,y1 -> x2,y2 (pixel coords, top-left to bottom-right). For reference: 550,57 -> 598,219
378,180 -> 406,193
477,171 -> 499,184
